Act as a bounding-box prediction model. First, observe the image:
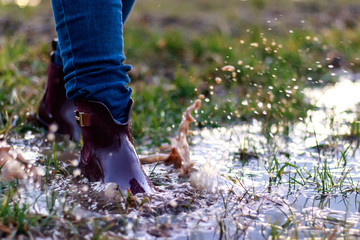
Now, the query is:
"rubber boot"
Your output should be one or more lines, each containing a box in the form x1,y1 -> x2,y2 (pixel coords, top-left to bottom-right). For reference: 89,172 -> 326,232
75,99 -> 155,195
37,40 -> 81,142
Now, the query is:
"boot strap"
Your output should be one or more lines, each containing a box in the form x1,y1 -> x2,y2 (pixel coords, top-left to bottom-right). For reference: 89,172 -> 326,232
74,110 -> 91,127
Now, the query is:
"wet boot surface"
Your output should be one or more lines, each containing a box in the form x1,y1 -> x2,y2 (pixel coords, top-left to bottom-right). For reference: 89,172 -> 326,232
75,99 -> 155,195
37,41 -> 80,142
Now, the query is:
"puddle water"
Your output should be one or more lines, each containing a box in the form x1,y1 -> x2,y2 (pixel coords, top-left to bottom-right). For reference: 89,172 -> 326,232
6,74 -> 360,238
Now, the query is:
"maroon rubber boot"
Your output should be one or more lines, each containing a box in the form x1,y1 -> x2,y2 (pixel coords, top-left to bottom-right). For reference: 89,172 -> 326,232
37,40 -> 80,142
75,99 -> 155,195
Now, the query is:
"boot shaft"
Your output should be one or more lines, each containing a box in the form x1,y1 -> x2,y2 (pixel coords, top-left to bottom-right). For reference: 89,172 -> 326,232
75,99 -> 133,147
37,41 -> 80,142
44,57 -> 67,110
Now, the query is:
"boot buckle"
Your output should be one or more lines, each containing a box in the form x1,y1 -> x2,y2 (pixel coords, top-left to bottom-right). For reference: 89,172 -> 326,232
74,110 -> 85,127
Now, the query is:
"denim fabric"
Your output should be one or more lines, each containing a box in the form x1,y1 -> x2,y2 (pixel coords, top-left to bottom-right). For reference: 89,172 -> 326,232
51,0 -> 136,123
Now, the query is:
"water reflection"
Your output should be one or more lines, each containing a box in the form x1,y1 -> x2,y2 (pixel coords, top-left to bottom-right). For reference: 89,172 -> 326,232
306,75 -> 360,113
1,0 -> 41,8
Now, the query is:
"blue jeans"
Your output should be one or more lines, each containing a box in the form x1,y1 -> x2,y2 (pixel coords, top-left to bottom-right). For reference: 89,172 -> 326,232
51,0 -> 136,123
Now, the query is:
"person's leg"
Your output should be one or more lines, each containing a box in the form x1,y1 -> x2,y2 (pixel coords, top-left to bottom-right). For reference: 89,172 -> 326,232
50,0 -> 154,194
51,0 -> 133,123
39,0 -> 136,140
53,0 -> 135,70
42,0 -> 135,139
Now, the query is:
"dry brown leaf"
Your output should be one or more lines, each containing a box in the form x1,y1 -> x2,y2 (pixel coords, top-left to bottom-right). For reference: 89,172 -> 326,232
0,141 -> 43,181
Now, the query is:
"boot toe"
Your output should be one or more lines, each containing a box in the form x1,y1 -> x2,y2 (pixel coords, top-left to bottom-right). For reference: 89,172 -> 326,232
102,140 -> 155,195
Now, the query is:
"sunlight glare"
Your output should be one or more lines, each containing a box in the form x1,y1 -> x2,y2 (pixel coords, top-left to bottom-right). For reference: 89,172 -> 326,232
29,0 -> 40,6
306,76 -> 360,113
15,0 -> 29,8
1,0 -> 41,7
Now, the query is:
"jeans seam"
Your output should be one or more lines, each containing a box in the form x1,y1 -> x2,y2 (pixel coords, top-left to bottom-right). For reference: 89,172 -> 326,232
59,0 -> 78,85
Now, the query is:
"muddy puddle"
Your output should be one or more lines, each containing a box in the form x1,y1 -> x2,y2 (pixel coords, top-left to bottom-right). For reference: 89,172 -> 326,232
5,74 -> 360,239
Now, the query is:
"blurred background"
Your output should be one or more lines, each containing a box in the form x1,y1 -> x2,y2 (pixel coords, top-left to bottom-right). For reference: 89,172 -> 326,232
1,0 -> 360,145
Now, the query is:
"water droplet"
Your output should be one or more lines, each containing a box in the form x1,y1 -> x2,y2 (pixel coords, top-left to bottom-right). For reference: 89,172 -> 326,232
82,185 -> 89,192
47,133 -> 55,142
36,167 -> 45,176
71,159 -> 79,167
222,65 -> 235,72
215,77 -> 222,84
169,200 -> 177,208
73,169 -> 81,177
49,123 -> 58,133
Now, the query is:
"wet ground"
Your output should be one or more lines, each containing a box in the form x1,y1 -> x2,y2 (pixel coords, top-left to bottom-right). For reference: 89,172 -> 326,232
6,72 -> 360,239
